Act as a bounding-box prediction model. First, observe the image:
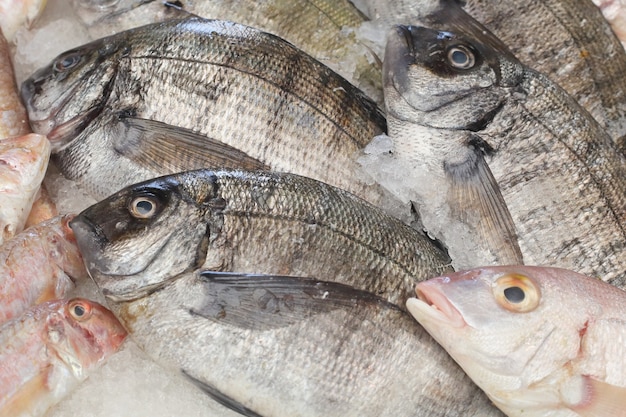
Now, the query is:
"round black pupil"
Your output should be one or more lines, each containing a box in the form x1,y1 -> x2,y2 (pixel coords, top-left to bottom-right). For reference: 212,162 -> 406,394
136,200 -> 153,215
503,286 -> 525,303
451,49 -> 468,65
74,305 -> 86,316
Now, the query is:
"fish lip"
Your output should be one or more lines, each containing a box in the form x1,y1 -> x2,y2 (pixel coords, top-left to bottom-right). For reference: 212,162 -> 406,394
46,103 -> 104,150
415,281 -> 466,328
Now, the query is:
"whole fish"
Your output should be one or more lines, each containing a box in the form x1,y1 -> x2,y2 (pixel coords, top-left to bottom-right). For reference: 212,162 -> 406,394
382,22 -> 626,284
0,214 -> 87,324
73,0 -> 382,103
0,29 -> 55,241
407,265 -> 626,417
20,17 -> 391,211
360,0 -> 626,147
75,271 -> 502,417
0,297 -> 127,417
70,169 -> 451,309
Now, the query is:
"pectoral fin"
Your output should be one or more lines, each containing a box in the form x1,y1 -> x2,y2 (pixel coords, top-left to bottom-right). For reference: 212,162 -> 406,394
566,377 -> 626,417
113,117 -> 268,173
191,271 -> 399,330
182,370 -> 265,417
444,138 -> 523,265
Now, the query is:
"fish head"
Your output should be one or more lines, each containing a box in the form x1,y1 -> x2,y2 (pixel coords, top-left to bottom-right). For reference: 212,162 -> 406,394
70,170 -> 220,301
383,23 -> 523,130
406,266 -> 600,413
45,298 -> 127,379
20,34 -> 126,152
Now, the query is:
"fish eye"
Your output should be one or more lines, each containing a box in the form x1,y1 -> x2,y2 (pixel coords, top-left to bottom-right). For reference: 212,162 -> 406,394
129,195 -> 159,219
68,299 -> 93,321
492,273 -> 540,313
446,45 -> 475,70
53,52 -> 82,72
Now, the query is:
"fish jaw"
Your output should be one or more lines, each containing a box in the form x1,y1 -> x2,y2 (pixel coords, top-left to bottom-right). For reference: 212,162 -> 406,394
70,172 -> 214,300
20,37 -> 120,152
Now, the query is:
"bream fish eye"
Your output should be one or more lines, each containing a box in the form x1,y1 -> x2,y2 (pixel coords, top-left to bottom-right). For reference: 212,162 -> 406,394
68,299 -> 93,321
492,273 -> 541,313
446,45 -> 475,70
129,195 -> 159,219
53,52 -> 82,72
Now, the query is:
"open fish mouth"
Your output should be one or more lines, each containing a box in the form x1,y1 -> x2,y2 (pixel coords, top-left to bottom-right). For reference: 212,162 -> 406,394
45,104 -> 105,150
412,281 -> 467,329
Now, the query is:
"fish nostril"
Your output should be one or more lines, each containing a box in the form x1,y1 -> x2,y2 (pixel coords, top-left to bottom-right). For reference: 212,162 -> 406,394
19,78 -> 41,104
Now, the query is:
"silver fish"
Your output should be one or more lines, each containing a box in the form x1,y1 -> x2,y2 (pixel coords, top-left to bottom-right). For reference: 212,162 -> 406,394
20,17 -> 390,210
73,0 -> 382,102
69,169 -> 451,307
98,271 -> 503,417
383,23 -> 626,284
360,0 -> 626,148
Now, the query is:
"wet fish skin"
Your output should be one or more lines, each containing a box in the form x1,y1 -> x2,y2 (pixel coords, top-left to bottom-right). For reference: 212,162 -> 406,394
383,23 -> 626,284
21,17 -> 390,210
99,271 -> 503,417
69,169 -> 452,308
0,214 -> 87,324
360,0 -> 626,145
73,0 -> 382,102
0,297 -> 127,417
407,265 -> 626,417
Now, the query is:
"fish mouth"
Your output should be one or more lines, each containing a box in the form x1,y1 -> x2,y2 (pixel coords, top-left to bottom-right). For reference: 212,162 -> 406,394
46,104 -> 105,150
412,281 -> 466,328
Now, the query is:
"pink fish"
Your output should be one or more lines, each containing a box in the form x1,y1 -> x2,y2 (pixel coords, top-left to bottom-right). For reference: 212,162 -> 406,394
0,298 -> 127,417
0,214 -> 87,324
0,29 -> 55,241
407,265 -> 626,417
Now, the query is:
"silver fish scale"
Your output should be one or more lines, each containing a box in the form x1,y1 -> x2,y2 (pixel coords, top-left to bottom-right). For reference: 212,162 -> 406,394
484,69 -> 626,285
201,170 -> 452,307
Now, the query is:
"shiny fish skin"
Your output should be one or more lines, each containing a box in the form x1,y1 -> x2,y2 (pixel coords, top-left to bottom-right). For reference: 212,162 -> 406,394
21,17 -> 390,209
69,169 -> 451,308
407,266 -> 626,417
0,29 -> 30,139
97,272 -> 503,417
361,0 -> 626,146
0,298 -> 127,417
0,214 -> 87,324
383,23 -> 626,284
73,0 -> 382,102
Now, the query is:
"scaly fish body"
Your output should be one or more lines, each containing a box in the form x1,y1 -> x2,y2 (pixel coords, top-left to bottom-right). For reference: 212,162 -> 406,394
21,17 -> 391,211
73,0 -> 381,102
70,169 -> 451,308
407,265 -> 626,417
0,298 -> 127,417
383,23 -> 626,284
360,0 -> 626,146
0,214 -> 87,324
100,272 -> 502,417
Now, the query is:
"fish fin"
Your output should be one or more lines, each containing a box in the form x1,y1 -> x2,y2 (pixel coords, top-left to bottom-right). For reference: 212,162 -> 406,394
182,370 -> 265,417
112,117 -> 269,172
444,138 -> 524,264
192,271 -> 399,330
566,376 -> 626,417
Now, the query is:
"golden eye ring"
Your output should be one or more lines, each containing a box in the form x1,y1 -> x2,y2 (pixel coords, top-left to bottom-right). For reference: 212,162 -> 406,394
446,45 -> 476,70
492,273 -> 541,313
68,299 -> 93,321
129,195 -> 159,219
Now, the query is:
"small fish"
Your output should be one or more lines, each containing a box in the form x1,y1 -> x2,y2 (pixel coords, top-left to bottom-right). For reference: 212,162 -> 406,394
69,169 -> 451,309
0,297 -> 127,417
21,17 -> 391,211
407,265 -> 626,417
93,271 -> 503,417
0,214 -> 87,324
382,22 -> 626,284
0,0 -> 47,42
